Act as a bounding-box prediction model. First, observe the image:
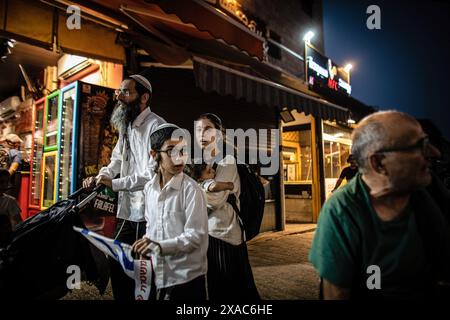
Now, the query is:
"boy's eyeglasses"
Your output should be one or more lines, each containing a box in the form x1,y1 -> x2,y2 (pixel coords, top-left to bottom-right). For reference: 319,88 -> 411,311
375,136 -> 430,155
157,148 -> 186,157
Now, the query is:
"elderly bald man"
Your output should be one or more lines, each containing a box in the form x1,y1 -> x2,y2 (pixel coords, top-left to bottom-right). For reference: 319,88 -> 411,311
309,110 -> 450,299
83,74 -> 166,300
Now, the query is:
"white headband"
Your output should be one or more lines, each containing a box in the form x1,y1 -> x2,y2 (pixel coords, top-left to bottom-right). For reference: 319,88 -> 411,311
130,74 -> 152,93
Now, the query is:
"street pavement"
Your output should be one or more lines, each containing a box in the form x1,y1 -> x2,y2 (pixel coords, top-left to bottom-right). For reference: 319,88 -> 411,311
63,224 -> 319,300
248,224 -> 319,300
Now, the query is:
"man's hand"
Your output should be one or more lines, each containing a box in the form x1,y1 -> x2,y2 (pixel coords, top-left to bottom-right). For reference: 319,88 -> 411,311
82,176 -> 96,189
132,237 -> 161,258
96,176 -> 112,188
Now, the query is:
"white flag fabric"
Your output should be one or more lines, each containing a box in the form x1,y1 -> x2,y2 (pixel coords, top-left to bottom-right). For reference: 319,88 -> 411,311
73,227 -> 153,300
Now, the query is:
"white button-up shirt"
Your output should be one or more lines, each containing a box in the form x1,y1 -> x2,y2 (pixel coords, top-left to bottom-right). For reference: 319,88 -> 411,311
98,107 -> 166,222
202,155 -> 243,245
144,172 -> 208,289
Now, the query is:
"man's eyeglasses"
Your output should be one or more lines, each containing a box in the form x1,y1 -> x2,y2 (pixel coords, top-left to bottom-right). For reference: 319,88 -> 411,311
157,147 -> 186,157
376,136 -> 430,155
114,89 -> 135,97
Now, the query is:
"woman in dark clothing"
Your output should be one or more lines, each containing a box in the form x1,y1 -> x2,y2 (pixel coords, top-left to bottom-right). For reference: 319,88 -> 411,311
195,113 -> 259,301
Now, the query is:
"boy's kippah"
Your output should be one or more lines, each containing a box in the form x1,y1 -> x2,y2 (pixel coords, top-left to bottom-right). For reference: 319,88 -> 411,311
150,123 -> 181,136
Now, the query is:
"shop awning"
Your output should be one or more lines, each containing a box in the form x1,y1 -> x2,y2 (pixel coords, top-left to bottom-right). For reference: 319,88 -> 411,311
193,57 -> 350,123
0,0 -> 125,63
109,0 -> 266,61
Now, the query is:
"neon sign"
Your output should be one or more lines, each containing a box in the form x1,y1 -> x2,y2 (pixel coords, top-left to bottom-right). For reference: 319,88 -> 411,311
306,44 -> 352,95
338,78 -> 352,94
307,57 -> 328,78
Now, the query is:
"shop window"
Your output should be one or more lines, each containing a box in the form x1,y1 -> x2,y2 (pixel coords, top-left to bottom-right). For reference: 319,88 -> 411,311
282,129 -> 312,183
44,92 -> 60,151
30,104 -> 45,208
58,87 -> 76,200
322,123 -> 352,198
283,146 -> 298,182
41,152 -> 58,209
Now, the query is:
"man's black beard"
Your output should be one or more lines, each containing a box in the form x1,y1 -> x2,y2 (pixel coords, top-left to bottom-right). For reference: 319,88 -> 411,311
110,98 -> 142,135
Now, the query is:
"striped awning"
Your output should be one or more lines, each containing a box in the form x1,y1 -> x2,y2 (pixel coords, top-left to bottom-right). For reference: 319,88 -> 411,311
193,57 -> 350,123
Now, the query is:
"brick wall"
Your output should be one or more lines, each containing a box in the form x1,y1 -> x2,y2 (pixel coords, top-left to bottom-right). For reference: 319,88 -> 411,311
238,0 -> 324,78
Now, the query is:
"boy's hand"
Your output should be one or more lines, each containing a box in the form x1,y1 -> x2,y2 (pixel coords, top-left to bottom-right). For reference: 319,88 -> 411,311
132,237 -> 161,257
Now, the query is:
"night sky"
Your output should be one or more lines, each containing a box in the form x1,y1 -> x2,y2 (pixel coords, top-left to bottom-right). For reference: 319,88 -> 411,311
322,0 -> 450,139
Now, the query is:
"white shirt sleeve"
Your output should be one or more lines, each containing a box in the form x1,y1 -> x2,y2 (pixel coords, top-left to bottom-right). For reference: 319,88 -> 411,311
111,156 -> 157,192
202,159 -> 238,211
200,179 -> 214,191
158,185 -> 208,256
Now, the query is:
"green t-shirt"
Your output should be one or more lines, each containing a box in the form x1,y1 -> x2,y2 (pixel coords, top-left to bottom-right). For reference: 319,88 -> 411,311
309,173 -> 450,299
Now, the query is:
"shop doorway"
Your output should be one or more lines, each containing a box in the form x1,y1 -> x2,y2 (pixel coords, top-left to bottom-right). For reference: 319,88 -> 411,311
281,111 -> 316,224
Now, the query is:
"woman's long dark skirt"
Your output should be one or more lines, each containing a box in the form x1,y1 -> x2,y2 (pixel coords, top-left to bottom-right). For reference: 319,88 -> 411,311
207,235 -> 260,301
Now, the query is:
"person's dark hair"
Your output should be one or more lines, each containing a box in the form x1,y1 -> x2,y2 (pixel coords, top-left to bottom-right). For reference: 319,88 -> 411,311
196,113 -> 236,157
150,127 -> 180,151
150,126 -> 185,172
197,113 -> 223,132
184,163 -> 207,181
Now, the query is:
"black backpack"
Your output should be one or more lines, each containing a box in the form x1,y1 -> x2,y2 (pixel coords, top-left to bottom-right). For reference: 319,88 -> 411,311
215,163 -> 265,241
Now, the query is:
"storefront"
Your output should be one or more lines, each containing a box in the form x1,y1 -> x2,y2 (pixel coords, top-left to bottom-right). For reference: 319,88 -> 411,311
73,0 -> 373,228
1,0 -> 374,231
281,112 -> 354,223
0,0 -> 125,235
279,41 -> 373,223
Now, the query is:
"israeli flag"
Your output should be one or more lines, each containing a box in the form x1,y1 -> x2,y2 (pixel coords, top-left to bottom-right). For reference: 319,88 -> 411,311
73,227 -> 153,300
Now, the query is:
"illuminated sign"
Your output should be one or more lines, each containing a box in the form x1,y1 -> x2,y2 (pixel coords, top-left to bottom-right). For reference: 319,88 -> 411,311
306,44 -> 352,95
204,0 -> 264,37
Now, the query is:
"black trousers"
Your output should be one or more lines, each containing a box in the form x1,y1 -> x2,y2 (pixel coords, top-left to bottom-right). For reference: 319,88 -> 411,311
109,219 -> 147,300
156,275 -> 207,301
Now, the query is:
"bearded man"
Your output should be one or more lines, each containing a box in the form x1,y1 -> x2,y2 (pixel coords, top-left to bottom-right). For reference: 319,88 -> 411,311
83,74 -> 165,300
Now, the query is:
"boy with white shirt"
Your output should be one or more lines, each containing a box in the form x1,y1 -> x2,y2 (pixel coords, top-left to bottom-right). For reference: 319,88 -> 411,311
132,124 -> 209,300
